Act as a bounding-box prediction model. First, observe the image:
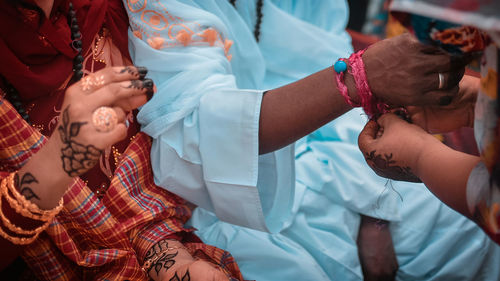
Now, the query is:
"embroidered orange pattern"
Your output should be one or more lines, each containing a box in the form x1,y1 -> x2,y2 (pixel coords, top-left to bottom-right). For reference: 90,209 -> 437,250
126,0 -> 233,60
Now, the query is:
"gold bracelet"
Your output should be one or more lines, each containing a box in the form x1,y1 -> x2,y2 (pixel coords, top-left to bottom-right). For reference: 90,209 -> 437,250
2,173 -> 63,220
142,244 -> 187,273
0,223 -> 41,245
0,192 -> 52,236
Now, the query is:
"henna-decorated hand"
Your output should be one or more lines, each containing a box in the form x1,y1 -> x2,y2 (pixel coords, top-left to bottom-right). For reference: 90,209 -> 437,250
406,75 -> 479,134
145,240 -> 233,281
358,113 -> 440,182
160,260 -> 232,281
14,66 -> 154,210
51,66 -> 153,177
363,33 -> 470,107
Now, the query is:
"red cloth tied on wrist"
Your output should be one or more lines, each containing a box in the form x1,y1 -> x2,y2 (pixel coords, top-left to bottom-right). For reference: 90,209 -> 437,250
335,49 -> 389,118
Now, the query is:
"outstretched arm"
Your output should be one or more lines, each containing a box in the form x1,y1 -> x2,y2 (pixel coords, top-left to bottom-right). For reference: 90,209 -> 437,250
260,34 -> 465,154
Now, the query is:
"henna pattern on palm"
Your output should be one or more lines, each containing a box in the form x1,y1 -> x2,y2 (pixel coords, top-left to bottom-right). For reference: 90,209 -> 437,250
14,173 -> 40,200
58,107 -> 102,177
169,270 -> 190,281
365,150 -> 421,183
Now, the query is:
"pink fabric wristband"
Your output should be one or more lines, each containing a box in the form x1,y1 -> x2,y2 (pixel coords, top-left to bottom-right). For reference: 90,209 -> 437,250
334,49 -> 389,118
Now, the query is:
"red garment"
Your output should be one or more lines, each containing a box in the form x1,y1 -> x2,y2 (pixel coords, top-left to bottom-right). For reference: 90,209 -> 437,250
0,99 -> 244,280
0,1 -> 245,279
0,0 -> 131,269
0,0 -> 129,100
0,0 -> 134,200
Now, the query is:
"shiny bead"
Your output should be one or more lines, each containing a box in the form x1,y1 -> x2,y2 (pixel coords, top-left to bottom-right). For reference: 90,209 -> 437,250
74,55 -> 84,64
73,63 -> 83,71
334,60 -> 347,73
71,25 -> 79,33
74,70 -> 84,80
71,31 -> 81,40
72,40 -> 82,49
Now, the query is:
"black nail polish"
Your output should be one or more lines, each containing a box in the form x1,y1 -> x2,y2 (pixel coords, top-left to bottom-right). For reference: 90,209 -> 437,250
146,89 -> 154,101
439,96 -> 453,106
143,78 -> 154,89
137,67 -> 148,79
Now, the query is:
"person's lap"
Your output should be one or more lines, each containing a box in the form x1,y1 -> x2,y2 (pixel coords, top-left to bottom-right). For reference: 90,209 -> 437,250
189,109 -> 500,281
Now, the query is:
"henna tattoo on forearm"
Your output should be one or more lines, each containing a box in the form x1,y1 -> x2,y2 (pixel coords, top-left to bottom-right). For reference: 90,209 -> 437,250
58,106 -> 102,177
144,240 -> 178,276
365,150 -> 421,183
169,270 -> 190,281
14,173 -> 40,200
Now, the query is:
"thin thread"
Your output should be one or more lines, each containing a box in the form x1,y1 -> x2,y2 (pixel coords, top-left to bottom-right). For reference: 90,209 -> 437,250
374,179 -> 404,212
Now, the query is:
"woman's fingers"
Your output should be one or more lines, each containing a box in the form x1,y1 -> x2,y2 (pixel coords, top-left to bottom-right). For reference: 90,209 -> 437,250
419,86 -> 459,107
406,106 -> 428,131
358,120 -> 379,152
377,113 -> 405,127
76,66 -> 148,93
112,106 -> 127,123
87,78 -> 153,109
94,123 -> 128,148
116,94 -> 149,112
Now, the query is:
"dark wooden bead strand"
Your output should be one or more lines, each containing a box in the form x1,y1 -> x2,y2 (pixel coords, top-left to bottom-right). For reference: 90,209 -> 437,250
229,0 -> 264,42
68,2 -> 83,81
254,0 -> 263,42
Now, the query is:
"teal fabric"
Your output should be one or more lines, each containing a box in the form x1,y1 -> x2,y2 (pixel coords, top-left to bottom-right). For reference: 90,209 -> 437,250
128,0 -> 500,280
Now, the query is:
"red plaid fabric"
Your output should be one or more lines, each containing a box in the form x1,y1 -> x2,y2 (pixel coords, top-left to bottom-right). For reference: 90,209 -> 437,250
0,98 -> 244,280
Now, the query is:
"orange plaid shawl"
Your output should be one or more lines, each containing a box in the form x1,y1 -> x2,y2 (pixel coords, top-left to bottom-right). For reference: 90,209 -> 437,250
0,97 -> 243,280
